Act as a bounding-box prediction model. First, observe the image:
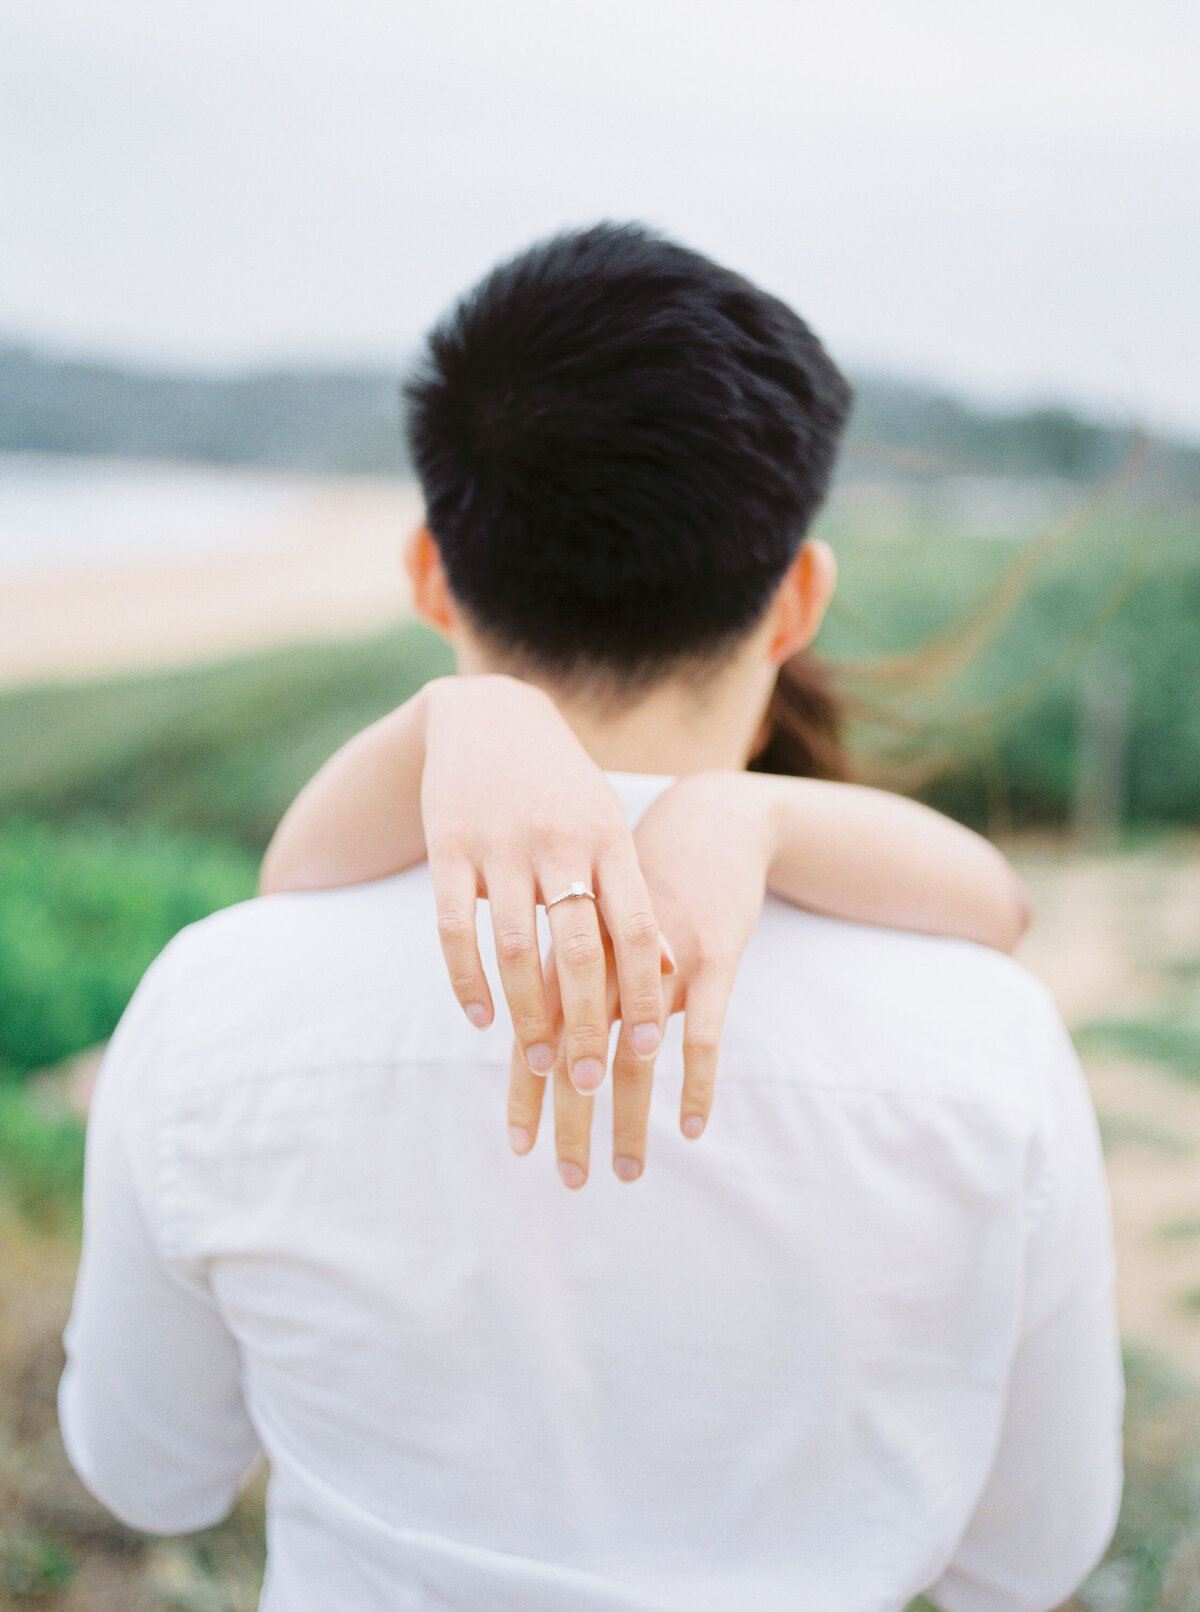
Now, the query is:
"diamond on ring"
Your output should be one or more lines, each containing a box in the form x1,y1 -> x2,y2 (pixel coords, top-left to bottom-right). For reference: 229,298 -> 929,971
546,881 -> 597,909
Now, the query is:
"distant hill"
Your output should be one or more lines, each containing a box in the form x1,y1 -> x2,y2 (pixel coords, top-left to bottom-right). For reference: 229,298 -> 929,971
844,373 -> 1200,494
1,340 -> 1197,492
0,345 -> 407,474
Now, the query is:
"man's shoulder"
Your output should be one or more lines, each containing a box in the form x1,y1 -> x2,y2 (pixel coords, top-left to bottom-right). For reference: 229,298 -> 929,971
167,869 -> 436,972
137,869 -> 498,1082
736,902 -> 1072,1118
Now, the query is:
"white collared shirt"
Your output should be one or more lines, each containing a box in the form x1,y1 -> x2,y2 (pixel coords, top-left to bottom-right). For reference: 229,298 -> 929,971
60,772 -> 1122,1612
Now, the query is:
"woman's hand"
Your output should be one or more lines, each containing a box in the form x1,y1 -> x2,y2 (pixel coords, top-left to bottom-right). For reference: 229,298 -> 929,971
420,676 -> 667,1094
507,772 -> 776,1186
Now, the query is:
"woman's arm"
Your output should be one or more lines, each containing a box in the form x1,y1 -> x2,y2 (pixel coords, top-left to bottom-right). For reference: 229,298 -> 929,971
261,679 -> 1028,954
761,773 -> 1029,951
259,694 -> 430,898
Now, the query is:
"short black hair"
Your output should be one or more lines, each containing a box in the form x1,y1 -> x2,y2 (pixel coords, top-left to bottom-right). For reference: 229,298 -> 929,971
404,222 -> 852,689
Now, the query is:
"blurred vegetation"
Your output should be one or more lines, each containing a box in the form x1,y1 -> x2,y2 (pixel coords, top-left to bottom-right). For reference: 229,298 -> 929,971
0,626 -> 450,1084
1078,1019 -> 1200,1085
0,1092 -> 84,1231
0,818 -> 256,1077
0,625 -> 454,850
0,1531 -> 78,1599
817,485 -> 1200,831
1084,1348 -> 1200,1612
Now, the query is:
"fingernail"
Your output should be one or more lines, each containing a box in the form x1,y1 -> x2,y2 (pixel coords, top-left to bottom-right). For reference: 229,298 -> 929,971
526,1042 -> 555,1075
682,1114 -> 706,1140
659,936 -> 678,975
508,1125 -> 533,1155
571,1057 -> 605,1093
613,1155 -> 642,1183
630,1022 -> 660,1057
558,1160 -> 586,1190
465,1003 -> 490,1029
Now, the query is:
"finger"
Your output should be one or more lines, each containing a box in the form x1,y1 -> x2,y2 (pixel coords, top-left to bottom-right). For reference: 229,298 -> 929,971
595,845 -> 664,1064
679,962 -> 734,1140
610,1019 -> 653,1183
429,856 -> 492,1028
507,950 -> 565,1159
486,874 -> 556,1074
553,1036 -> 594,1189
544,881 -> 610,1095
507,1033 -> 547,1156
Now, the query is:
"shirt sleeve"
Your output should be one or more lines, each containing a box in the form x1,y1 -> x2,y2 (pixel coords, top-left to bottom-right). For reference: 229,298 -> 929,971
929,1003 -> 1124,1612
58,950 -> 262,1535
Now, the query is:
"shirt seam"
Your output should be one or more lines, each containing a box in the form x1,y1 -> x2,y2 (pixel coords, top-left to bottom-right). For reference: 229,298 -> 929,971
161,1053 -> 1035,1120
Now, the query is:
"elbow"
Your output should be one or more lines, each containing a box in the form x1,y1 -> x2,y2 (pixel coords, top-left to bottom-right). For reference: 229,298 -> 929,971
63,1434 -> 239,1537
257,844 -> 286,897
258,834 -> 301,897
58,1376 -> 247,1537
84,1480 -> 237,1539
974,853 -> 1031,955
998,870 -> 1032,954
258,845 -> 328,898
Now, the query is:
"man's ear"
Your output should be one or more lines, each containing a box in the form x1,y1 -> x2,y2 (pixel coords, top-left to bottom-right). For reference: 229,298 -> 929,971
404,526 -> 458,637
766,539 -> 837,665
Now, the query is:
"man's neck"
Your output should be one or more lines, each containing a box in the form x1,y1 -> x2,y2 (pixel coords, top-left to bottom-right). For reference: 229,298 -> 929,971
547,684 -> 759,775
455,649 -> 774,775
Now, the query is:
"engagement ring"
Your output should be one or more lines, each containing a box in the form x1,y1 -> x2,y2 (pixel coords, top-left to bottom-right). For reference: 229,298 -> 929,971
545,881 -> 597,909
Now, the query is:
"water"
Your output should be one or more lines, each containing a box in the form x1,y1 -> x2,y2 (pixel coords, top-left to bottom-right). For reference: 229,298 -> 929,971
0,454 -> 321,572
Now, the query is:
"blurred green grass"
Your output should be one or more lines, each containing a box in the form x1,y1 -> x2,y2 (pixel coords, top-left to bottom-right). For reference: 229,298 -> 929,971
1078,1019 -> 1200,1085
0,1092 -> 84,1231
0,622 -> 455,849
0,817 -> 257,1077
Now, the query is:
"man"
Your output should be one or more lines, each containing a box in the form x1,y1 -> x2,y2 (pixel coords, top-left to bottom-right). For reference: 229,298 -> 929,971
60,223 -> 1122,1611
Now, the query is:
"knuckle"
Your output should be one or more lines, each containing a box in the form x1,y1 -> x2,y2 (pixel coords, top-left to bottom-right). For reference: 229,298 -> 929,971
427,830 -> 468,862
535,821 -> 575,861
436,909 -> 474,945
612,1126 -> 647,1156
696,946 -> 734,976
620,908 -> 659,950
510,1011 -> 549,1043
560,931 -> 603,972
566,1019 -> 607,1050
623,985 -> 662,1019
683,1026 -> 721,1057
613,1053 -> 650,1085
495,927 -> 535,967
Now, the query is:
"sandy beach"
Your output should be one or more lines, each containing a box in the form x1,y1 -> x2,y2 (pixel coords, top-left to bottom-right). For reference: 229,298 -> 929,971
0,474 -> 421,689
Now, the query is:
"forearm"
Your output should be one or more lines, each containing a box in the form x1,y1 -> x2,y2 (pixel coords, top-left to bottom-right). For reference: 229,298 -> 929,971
756,775 -> 1029,952
258,685 -> 433,895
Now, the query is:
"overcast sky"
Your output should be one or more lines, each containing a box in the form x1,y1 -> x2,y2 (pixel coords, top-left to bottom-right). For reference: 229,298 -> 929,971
3,0 -> 1197,436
